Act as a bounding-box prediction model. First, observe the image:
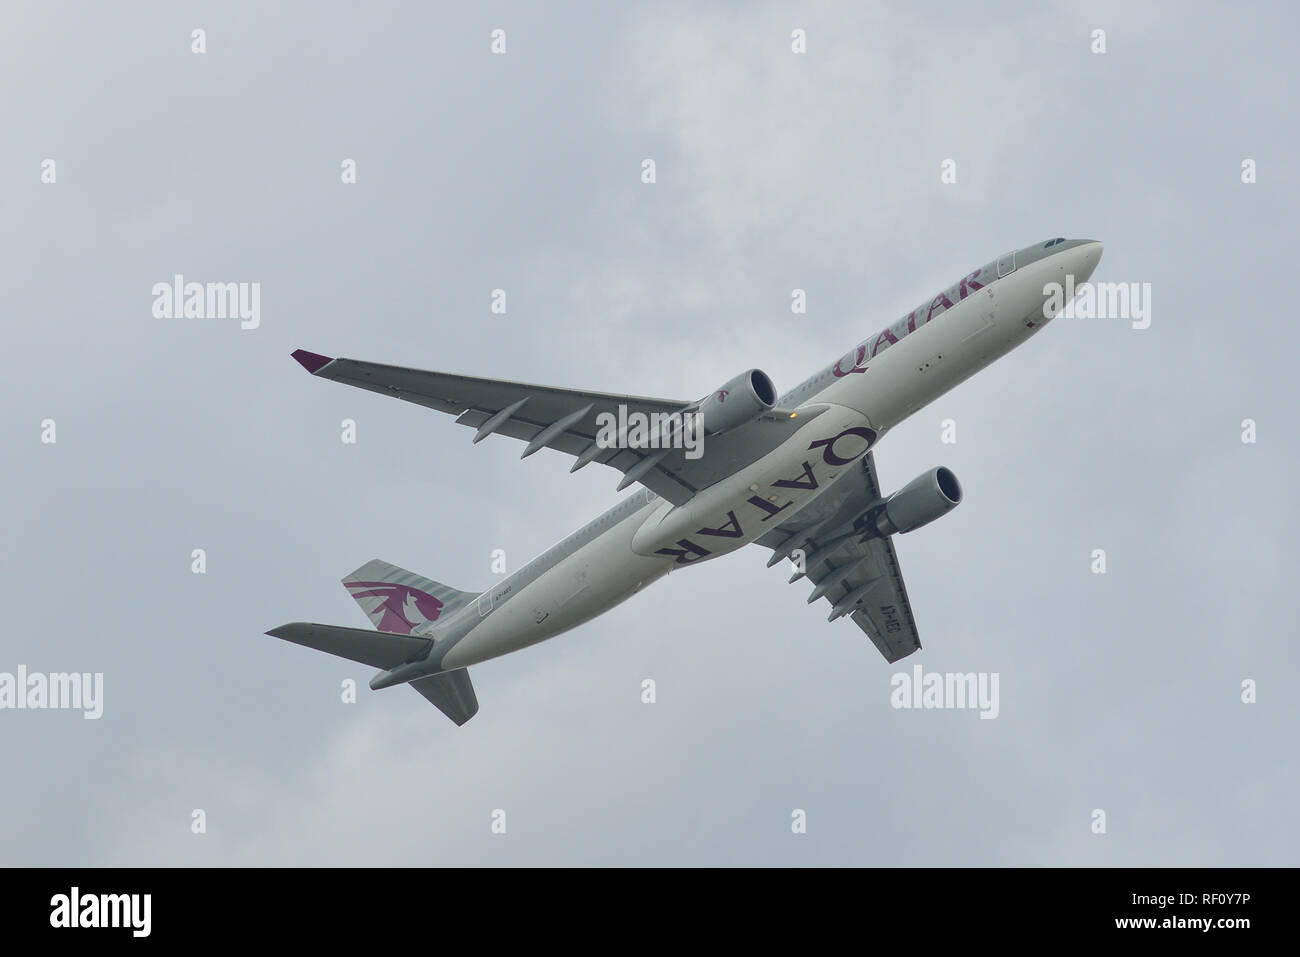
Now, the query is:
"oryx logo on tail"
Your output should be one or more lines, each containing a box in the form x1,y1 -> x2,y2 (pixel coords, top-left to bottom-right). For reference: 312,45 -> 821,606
344,581 -> 444,634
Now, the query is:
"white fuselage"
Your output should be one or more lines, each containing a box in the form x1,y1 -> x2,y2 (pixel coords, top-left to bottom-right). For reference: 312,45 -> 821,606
438,240 -> 1102,671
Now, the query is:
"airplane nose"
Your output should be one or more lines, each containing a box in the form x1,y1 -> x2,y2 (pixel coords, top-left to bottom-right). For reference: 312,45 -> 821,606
1071,240 -> 1103,284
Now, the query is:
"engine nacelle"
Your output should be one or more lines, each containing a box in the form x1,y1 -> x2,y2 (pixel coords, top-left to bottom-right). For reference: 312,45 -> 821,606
872,467 -> 962,536
697,369 -> 777,436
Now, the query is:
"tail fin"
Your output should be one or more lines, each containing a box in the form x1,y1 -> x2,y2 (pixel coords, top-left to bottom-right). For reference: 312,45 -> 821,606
343,559 -> 479,635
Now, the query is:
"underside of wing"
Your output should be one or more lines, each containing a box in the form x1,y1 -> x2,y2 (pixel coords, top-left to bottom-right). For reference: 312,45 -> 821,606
755,452 -> 922,663
291,350 -> 812,504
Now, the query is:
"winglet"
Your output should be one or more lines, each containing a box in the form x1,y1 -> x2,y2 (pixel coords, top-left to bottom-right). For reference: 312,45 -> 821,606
291,349 -> 334,374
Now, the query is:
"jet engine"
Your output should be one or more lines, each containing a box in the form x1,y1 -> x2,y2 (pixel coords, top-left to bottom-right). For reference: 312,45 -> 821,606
869,467 -> 962,536
696,369 -> 777,436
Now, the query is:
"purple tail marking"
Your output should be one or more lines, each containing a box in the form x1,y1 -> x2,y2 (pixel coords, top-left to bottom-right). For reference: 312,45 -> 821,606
292,349 -> 334,374
344,580 -> 444,634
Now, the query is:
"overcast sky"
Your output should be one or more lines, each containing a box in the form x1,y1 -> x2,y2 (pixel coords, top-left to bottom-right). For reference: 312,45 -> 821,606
3,0 -> 1296,866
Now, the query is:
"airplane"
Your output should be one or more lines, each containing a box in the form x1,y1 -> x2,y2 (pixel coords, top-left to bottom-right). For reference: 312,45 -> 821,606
267,237 -> 1103,724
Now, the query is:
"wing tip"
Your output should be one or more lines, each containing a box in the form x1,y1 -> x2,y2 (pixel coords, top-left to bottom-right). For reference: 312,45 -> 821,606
265,622 -> 309,639
291,349 -> 334,374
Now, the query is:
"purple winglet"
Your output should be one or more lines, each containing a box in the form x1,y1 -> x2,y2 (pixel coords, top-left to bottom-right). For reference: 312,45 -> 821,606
291,349 -> 334,374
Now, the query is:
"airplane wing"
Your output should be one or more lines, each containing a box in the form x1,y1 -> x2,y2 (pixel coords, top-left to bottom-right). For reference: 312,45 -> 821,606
290,350 -> 817,505
754,452 -> 922,663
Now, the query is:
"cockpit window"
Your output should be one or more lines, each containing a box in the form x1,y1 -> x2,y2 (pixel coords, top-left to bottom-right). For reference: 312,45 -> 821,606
1043,237 -> 1065,248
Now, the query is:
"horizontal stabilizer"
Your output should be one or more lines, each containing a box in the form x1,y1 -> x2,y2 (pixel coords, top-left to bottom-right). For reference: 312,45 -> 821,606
410,669 -> 479,725
266,622 -> 431,670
